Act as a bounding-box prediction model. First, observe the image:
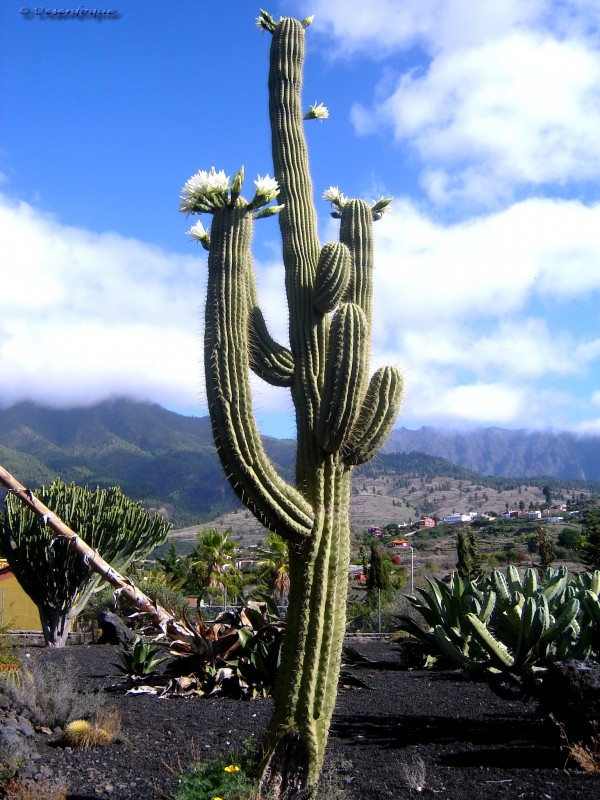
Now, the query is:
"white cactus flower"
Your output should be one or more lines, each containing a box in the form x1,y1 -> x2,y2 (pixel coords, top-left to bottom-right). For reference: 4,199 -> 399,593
323,186 -> 349,208
323,186 -> 342,203
180,167 -> 230,211
253,174 -> 279,198
187,220 -> 207,240
304,102 -> 329,120
187,220 -> 211,250
248,174 -> 280,211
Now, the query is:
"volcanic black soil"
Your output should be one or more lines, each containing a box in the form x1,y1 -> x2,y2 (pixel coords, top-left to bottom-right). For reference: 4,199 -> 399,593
5,640 -> 600,800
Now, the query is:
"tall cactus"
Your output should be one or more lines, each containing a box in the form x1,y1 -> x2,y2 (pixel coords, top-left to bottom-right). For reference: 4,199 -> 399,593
181,10 -> 403,797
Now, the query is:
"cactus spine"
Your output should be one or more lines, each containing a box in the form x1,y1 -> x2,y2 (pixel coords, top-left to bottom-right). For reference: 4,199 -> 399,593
181,11 -> 402,797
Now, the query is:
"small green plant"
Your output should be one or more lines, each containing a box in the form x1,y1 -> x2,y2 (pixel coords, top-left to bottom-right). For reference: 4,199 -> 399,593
230,594 -> 285,698
0,622 -> 19,667
174,741 -> 259,800
115,634 -> 169,678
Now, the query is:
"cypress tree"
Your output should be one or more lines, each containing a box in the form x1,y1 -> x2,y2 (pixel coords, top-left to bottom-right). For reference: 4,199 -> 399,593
367,539 -> 391,603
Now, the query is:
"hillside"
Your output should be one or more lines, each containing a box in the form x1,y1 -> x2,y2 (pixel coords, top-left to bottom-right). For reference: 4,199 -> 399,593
176,459 -> 589,554
0,399 -> 294,527
1,399 -> 599,540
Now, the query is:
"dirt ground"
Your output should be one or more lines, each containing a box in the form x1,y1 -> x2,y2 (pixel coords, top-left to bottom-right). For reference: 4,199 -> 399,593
5,640 -> 600,800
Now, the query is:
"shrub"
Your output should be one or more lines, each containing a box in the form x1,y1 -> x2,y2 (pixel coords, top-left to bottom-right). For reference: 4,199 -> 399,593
398,565 -> 600,694
3,656 -> 100,728
558,527 -> 585,551
0,778 -> 68,800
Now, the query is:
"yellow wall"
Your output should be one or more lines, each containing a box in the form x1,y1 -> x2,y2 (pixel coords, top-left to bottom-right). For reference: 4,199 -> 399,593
0,560 -> 42,631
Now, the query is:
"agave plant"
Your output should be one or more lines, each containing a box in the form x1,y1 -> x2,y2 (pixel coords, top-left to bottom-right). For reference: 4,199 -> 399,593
397,572 -> 494,669
115,635 -> 169,679
399,565 -> 600,695
161,594 -> 285,699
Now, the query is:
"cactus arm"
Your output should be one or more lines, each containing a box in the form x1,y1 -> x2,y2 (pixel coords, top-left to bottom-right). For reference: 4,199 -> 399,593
523,567 -> 538,597
332,197 -> 403,464
514,596 -> 538,667
581,588 -> 600,628
542,569 -> 568,604
313,241 -> 351,313
491,569 -> 511,604
317,303 -> 367,453
343,365 -> 404,466
478,589 -> 497,623
205,205 -> 313,542
340,199 -> 375,326
335,199 -> 375,416
507,564 -> 523,594
268,17 -> 326,477
248,305 -> 295,386
247,264 -> 295,387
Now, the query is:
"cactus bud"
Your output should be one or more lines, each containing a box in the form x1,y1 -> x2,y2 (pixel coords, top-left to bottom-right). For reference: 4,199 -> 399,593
256,9 -> 277,32
253,203 -> 285,220
230,166 -> 245,201
371,196 -> 392,220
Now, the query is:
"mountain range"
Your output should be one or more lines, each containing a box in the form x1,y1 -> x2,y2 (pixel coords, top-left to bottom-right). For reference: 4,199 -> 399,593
383,426 -> 600,480
1,398 -> 600,525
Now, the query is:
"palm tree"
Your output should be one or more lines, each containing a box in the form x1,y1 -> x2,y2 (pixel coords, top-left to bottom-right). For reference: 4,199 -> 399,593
255,533 -> 290,605
187,529 -> 238,605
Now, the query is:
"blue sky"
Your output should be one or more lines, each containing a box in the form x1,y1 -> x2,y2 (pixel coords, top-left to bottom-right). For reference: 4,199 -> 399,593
2,0 -> 600,438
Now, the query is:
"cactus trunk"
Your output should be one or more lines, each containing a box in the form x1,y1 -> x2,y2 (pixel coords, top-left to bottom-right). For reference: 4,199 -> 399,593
180,11 -> 403,797
260,458 -> 351,795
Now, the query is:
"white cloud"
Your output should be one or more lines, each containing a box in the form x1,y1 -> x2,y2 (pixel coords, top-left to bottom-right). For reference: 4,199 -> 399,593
304,0 -> 544,56
0,194 -> 300,425
0,195 -> 205,411
3,186 -> 600,433
367,195 -> 600,428
412,380 -> 529,426
354,33 -> 600,203
303,0 -> 600,205
373,197 -> 600,330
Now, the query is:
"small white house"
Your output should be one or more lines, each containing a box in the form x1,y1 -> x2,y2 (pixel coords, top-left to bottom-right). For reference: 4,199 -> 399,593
443,514 -> 472,525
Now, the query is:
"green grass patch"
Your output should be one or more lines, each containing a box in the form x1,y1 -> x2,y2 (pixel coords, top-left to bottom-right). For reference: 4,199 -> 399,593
174,740 -> 259,800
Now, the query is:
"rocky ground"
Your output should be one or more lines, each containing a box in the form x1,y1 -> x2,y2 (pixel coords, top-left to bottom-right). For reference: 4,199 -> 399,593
2,640 -> 600,800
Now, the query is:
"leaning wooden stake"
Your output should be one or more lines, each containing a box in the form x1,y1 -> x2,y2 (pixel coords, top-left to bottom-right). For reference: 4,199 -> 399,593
0,464 -> 192,646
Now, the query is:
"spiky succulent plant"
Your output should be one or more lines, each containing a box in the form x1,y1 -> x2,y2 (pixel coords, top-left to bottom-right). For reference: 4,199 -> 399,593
180,10 -> 402,798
